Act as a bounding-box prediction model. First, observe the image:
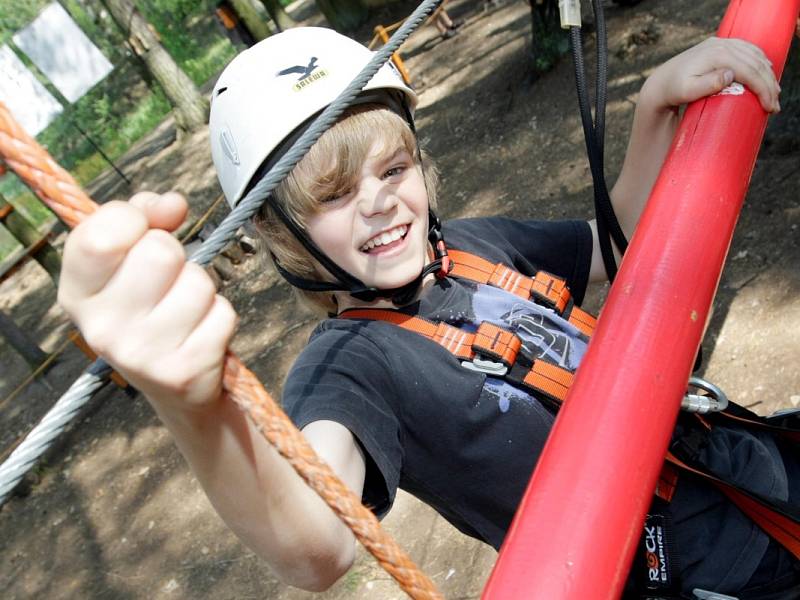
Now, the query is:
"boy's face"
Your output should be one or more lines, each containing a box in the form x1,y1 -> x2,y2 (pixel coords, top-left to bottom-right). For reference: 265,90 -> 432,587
305,139 -> 430,296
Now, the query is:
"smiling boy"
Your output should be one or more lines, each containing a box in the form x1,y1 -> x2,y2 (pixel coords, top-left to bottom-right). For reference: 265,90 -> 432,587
57,27 -> 798,599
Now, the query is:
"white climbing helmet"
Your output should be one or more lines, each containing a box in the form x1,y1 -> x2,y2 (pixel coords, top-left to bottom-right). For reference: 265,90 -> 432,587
209,27 -> 418,208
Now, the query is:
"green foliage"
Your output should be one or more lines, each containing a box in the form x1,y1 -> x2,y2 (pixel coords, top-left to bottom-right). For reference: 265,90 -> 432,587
137,0 -> 237,84
0,0 -> 239,264
10,191 -> 56,227
0,0 -> 50,46
62,0 -> 130,64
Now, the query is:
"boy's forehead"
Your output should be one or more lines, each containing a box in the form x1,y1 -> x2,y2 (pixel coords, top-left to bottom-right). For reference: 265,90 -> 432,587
368,139 -> 403,160
365,135 -> 411,163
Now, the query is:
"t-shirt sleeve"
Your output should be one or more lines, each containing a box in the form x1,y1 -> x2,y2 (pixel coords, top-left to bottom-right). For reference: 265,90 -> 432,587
443,217 -> 593,305
281,324 -> 402,518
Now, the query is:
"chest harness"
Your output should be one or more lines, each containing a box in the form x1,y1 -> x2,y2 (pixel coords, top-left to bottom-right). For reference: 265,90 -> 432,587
340,248 -> 800,599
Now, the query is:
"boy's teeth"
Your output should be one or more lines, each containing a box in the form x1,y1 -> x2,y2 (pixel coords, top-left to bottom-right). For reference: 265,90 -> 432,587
362,225 -> 407,251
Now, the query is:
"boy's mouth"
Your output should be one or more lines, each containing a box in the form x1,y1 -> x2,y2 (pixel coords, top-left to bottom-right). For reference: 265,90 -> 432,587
360,224 -> 409,254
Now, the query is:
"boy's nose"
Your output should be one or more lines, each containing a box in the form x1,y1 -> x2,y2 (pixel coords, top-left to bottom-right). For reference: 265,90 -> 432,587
356,178 -> 398,217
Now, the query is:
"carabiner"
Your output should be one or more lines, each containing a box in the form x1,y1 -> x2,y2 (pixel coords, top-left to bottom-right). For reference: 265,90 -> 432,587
682,377 -> 729,414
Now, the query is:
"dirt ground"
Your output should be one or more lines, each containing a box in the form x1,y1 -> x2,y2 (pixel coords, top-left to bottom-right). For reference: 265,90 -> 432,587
1,0 -> 799,598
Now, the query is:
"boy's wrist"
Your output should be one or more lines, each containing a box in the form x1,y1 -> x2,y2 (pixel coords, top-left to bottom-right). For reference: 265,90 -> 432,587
145,386 -> 227,432
638,75 -> 679,117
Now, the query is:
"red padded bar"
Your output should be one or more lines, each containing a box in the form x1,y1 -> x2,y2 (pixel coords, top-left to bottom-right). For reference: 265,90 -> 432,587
482,1 -> 800,598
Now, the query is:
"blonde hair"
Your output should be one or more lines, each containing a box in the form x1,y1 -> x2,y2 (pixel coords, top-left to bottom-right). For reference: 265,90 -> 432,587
253,105 -> 438,315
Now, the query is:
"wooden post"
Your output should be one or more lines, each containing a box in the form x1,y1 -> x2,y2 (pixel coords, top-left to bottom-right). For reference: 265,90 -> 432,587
374,25 -> 412,85
0,194 -> 61,283
0,309 -> 48,370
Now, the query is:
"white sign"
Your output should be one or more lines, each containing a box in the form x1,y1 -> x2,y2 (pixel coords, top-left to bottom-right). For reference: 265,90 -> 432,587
0,45 -> 63,136
13,2 -> 113,103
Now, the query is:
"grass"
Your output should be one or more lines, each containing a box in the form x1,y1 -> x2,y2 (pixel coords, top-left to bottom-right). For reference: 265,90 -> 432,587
0,226 -> 21,260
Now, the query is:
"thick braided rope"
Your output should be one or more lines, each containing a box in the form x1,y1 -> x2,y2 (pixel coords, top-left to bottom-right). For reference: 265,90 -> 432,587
0,2 -> 444,597
224,354 -> 443,599
0,102 -> 97,228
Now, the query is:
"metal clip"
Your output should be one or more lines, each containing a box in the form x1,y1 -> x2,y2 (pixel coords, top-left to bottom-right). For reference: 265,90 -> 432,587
692,588 -> 739,600
682,377 -> 729,414
461,357 -> 508,376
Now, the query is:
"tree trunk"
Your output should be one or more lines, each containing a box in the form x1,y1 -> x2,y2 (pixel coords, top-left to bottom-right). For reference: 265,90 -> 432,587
101,0 -> 208,133
0,195 -> 61,282
259,0 -> 296,32
230,0 -> 276,41
315,0 -> 368,33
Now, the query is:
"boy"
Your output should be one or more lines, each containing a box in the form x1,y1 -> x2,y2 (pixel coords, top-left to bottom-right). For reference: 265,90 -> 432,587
58,27 -> 793,599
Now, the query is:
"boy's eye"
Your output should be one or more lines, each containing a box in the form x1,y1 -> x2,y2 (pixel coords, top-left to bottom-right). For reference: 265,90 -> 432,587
383,165 -> 405,179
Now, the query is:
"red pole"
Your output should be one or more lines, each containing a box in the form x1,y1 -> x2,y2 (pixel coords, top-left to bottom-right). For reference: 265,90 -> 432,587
482,1 -> 800,598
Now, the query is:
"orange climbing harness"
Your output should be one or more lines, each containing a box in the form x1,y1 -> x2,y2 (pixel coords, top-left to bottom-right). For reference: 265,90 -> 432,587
343,249 -> 596,406
341,248 -> 800,565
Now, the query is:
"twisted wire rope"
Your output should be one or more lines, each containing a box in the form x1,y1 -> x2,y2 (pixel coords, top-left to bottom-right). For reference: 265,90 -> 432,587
0,2 -> 444,596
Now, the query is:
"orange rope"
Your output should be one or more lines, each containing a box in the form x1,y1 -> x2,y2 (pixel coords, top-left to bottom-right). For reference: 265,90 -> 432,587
224,354 -> 442,598
0,102 -> 96,228
0,100 -> 441,599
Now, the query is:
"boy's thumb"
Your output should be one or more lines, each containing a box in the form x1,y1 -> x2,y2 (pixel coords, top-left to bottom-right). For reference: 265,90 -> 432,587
698,68 -> 735,97
129,191 -> 188,232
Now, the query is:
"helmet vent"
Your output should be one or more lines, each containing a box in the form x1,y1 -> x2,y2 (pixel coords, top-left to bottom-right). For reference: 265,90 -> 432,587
215,87 -> 228,97
219,127 -> 240,165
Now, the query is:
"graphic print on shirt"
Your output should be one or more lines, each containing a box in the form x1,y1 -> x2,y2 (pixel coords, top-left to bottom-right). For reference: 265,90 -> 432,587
470,283 -> 587,413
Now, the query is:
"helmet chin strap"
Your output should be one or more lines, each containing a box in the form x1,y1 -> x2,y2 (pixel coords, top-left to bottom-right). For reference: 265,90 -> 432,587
270,202 -> 450,307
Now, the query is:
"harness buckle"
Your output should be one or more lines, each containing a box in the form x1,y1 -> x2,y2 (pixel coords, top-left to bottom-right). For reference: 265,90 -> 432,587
461,357 -> 508,376
681,377 -> 729,414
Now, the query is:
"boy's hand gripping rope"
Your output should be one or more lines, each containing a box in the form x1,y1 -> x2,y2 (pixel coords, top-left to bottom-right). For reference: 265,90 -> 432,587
0,1 -> 445,597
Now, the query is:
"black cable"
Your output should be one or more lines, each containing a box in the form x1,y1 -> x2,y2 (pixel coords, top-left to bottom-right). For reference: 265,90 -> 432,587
569,27 -> 619,281
568,1 -> 628,282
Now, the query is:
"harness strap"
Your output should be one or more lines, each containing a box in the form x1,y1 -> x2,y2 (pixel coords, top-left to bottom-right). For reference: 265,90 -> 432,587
665,452 -> 800,561
448,250 -> 597,336
708,406 -> 800,444
341,309 -> 573,405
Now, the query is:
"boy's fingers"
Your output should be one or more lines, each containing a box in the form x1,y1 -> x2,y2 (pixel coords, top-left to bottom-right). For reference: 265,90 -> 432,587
177,295 -> 238,387
98,228 -> 186,317
144,262 -> 218,349
59,201 -> 149,303
181,294 -> 238,358
725,41 -> 779,111
129,191 -> 188,232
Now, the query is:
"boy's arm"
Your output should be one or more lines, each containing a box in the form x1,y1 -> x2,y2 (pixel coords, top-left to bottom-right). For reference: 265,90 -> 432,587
159,404 -> 366,592
588,37 -> 781,282
58,195 -> 365,592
